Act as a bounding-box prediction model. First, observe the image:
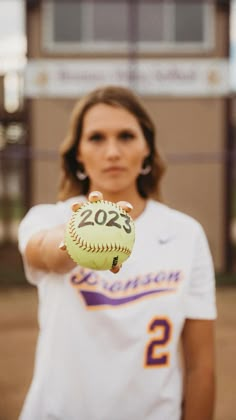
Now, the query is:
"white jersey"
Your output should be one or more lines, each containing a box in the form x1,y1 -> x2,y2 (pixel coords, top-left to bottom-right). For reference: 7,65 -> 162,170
18,198 -> 216,420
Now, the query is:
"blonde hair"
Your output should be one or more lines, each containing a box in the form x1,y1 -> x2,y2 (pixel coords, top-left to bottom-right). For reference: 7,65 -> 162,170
58,85 -> 166,201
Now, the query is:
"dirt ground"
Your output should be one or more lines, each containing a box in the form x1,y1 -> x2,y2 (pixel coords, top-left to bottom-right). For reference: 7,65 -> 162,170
0,286 -> 235,420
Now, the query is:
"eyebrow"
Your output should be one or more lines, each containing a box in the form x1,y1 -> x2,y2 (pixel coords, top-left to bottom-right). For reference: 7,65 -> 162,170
84,129 -> 105,137
85,127 -> 137,135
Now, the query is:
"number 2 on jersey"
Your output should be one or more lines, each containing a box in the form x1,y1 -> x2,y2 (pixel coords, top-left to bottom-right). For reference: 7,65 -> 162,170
144,317 -> 172,368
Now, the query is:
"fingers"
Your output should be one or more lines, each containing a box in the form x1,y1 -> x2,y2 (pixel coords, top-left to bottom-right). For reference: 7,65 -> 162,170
71,202 -> 83,212
110,264 -> 122,274
59,240 -> 67,251
72,192 -> 103,212
116,201 -> 133,213
88,191 -> 103,202
86,193 -> 132,214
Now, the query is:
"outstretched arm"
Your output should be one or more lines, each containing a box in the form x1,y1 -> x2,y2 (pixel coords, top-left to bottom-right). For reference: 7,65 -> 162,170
24,224 -> 77,274
24,191 -> 133,275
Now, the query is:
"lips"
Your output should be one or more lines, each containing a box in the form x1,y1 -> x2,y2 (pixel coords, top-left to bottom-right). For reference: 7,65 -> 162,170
103,167 -> 126,173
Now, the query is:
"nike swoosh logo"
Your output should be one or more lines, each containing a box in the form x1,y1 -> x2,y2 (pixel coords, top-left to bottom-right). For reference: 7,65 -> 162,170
158,237 -> 175,245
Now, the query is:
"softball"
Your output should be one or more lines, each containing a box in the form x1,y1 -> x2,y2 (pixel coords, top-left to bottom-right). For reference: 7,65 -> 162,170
64,197 -> 135,271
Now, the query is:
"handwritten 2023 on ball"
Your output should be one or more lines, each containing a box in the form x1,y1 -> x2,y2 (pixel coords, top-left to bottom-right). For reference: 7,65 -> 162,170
65,197 -> 135,271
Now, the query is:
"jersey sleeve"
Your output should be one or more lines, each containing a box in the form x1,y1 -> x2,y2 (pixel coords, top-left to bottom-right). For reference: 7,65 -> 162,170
18,203 -> 67,285
184,223 -> 217,320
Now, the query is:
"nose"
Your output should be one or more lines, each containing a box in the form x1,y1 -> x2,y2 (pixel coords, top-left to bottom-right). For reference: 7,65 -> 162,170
105,139 -> 121,159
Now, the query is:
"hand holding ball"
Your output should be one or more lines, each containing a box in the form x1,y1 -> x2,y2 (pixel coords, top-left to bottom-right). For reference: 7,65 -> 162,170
61,192 -> 135,271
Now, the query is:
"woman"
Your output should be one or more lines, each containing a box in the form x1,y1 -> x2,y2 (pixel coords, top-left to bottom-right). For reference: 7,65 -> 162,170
18,85 -> 216,420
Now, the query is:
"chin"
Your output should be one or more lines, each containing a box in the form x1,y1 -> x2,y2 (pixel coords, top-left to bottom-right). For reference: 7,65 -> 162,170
96,181 -> 126,194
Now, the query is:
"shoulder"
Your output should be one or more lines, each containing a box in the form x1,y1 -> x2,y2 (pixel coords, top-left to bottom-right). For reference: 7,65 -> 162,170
18,195 -> 86,252
22,195 -> 86,221
147,200 -> 205,239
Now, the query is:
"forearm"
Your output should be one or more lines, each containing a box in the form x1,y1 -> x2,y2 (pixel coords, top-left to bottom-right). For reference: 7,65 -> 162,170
182,367 -> 215,420
25,225 -> 77,274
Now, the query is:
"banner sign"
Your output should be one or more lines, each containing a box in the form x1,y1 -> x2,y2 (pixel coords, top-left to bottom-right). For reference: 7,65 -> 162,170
24,58 -> 230,98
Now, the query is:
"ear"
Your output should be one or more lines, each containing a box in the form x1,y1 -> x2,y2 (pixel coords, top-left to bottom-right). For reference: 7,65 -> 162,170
143,150 -> 151,162
76,149 -> 83,164
142,151 -> 151,168
143,141 -> 150,158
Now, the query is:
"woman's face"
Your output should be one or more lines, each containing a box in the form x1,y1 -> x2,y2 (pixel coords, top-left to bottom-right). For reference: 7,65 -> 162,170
77,103 -> 149,197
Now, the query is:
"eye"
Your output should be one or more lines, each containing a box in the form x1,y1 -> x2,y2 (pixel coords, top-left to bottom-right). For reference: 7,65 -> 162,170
88,132 -> 104,142
119,130 -> 135,141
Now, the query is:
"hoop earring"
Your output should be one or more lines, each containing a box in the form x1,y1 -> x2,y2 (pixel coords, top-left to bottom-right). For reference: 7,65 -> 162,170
140,163 -> 151,176
76,169 -> 88,181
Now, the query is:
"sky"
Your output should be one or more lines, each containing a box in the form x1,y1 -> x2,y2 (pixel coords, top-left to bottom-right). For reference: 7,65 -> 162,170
0,0 -> 26,71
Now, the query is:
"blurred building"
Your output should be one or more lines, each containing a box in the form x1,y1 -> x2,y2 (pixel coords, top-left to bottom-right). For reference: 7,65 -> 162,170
24,0 -> 231,272
0,0 -> 27,284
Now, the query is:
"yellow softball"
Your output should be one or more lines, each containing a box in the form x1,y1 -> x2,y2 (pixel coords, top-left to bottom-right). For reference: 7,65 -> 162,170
65,199 -> 135,271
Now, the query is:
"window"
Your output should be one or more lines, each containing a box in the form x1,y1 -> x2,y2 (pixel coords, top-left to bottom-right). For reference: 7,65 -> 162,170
42,0 -> 214,54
